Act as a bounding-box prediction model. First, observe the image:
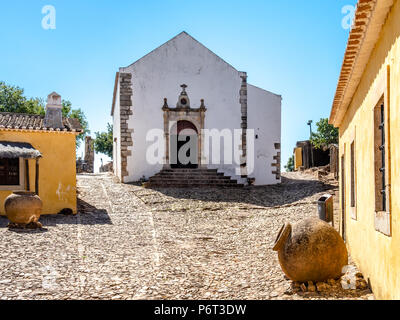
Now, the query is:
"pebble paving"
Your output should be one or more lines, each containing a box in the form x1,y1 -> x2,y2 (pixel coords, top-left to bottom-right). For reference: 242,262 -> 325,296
0,172 -> 374,300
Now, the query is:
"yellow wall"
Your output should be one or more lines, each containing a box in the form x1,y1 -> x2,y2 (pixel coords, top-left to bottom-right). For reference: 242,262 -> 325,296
294,147 -> 303,170
0,130 -> 77,215
338,0 -> 400,300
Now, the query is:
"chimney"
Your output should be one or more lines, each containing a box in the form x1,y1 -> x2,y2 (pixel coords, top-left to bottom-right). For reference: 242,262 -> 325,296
44,92 -> 63,129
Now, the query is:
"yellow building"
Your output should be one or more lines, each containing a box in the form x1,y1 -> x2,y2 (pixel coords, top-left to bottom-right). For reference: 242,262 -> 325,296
0,92 -> 82,215
330,0 -> 400,299
294,147 -> 303,171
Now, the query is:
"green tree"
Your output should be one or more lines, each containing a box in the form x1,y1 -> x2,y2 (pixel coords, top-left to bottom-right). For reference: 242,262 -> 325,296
310,118 -> 339,149
285,155 -> 294,172
0,81 -> 89,149
62,100 -> 90,148
94,123 -> 113,158
0,81 -> 45,114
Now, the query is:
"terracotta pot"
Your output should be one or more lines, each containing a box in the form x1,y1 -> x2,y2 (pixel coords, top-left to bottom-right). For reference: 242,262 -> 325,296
4,192 -> 43,225
273,218 -> 348,282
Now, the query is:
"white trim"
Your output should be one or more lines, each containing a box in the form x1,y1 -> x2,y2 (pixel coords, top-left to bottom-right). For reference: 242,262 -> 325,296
375,211 -> 391,236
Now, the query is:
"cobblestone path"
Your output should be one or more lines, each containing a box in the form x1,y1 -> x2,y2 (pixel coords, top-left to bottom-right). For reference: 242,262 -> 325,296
0,173 -> 373,300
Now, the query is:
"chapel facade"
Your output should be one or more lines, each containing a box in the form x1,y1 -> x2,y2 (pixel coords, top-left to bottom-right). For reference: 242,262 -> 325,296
111,32 -> 281,186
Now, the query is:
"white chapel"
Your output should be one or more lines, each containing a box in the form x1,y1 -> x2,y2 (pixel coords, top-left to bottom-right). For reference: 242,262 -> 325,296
111,32 -> 281,186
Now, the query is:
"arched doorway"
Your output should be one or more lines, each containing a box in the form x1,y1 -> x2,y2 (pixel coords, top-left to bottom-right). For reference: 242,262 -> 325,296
162,85 -> 207,169
171,120 -> 198,169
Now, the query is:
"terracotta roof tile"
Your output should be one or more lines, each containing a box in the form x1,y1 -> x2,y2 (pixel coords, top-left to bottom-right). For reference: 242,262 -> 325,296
330,0 -> 394,126
0,112 -> 82,133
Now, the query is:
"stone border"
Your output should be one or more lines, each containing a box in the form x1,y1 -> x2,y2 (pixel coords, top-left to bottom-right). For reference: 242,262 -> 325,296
272,143 -> 281,180
239,72 -> 248,178
119,73 -> 134,182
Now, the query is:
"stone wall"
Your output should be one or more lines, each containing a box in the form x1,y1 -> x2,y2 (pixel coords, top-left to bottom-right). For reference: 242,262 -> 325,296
100,161 -> 113,173
119,73 -> 133,182
239,72 -> 248,178
272,143 -> 281,180
84,136 -> 94,173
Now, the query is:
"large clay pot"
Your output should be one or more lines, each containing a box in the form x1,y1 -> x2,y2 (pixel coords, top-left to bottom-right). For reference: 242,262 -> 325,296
4,192 -> 43,225
273,218 -> 348,282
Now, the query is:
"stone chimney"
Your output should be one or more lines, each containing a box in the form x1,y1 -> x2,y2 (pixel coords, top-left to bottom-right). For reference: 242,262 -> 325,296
44,92 -> 63,129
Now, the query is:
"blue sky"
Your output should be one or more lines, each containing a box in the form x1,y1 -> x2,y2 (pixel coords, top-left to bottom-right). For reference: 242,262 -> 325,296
0,0 -> 357,171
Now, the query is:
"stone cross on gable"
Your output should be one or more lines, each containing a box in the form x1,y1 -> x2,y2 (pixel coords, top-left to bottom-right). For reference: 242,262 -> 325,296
180,84 -> 188,95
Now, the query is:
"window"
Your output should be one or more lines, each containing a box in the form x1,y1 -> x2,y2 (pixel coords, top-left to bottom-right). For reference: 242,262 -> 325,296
341,154 -> 346,241
373,95 -> 391,236
371,66 -> 392,236
0,158 -> 20,186
0,157 -> 25,190
350,141 -> 356,208
374,100 -> 387,212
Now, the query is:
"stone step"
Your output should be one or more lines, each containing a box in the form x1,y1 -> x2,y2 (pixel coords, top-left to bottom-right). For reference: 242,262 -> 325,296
149,179 -> 237,184
150,174 -> 236,180
149,184 -> 244,188
162,169 -> 219,173
156,171 -> 225,176
149,181 -> 243,187
146,168 -> 243,188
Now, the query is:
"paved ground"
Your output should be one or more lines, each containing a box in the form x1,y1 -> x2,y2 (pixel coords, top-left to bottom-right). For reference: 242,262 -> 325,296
0,172 -> 374,300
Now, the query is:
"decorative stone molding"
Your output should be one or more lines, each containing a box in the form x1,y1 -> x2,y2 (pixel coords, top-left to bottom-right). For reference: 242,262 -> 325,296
176,84 -> 191,108
162,85 -> 206,168
119,73 -> 133,182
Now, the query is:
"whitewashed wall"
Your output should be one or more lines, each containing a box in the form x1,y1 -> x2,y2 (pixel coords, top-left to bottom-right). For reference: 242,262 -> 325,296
247,84 -> 282,185
120,32 -> 242,182
114,32 -> 281,185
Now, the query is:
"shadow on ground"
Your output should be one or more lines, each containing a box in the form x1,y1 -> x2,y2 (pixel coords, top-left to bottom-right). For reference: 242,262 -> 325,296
144,176 -> 336,208
294,288 -> 373,300
1,199 -> 112,228
43,199 -> 112,226
0,216 -> 49,233
0,216 -> 9,228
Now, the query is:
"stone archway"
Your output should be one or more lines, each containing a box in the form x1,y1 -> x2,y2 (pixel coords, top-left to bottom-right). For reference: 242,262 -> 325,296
162,85 -> 207,169
171,120 -> 199,169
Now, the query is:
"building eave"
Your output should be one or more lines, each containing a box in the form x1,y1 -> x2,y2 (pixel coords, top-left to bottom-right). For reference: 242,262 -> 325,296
247,83 -> 282,100
0,128 -> 81,135
0,112 -> 82,133
111,72 -> 119,117
329,0 -> 394,127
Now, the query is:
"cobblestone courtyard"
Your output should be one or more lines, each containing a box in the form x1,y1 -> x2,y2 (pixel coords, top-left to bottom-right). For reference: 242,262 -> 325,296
0,172 -> 373,300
